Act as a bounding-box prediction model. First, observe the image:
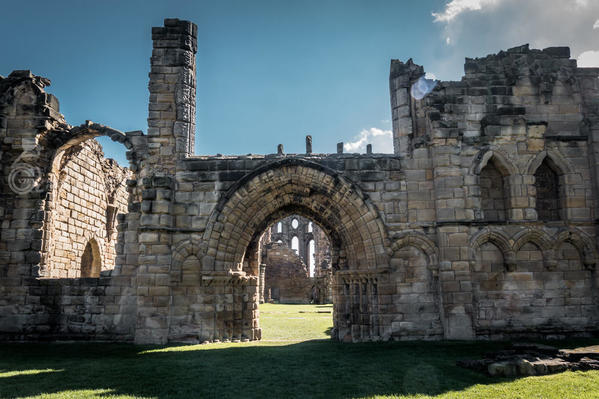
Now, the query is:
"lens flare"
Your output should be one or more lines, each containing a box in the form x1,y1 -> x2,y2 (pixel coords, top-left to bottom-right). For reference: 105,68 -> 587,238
410,76 -> 438,100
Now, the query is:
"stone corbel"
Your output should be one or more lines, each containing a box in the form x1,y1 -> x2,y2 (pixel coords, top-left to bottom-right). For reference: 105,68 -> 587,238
105,204 -> 118,241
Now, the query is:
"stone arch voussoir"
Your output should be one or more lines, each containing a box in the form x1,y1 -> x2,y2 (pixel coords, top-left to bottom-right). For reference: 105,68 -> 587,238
470,228 -> 516,270
555,229 -> 598,269
171,238 -> 203,284
526,148 -> 573,176
512,228 -> 553,252
471,147 -> 517,176
512,228 -> 554,269
202,158 -> 390,273
391,232 -> 439,268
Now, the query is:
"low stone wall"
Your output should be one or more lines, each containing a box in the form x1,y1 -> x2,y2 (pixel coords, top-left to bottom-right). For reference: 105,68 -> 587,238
0,275 -> 135,341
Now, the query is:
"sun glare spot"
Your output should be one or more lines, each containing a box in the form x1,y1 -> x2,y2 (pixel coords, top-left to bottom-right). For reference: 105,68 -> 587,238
410,76 -> 438,100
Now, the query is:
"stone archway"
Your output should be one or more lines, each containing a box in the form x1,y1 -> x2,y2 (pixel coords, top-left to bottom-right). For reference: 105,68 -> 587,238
39,123 -> 135,278
201,159 -> 390,342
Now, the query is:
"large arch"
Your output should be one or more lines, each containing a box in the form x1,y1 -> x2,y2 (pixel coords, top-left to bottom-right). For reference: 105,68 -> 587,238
202,159 -> 390,273
39,122 -> 137,278
200,159 -> 391,343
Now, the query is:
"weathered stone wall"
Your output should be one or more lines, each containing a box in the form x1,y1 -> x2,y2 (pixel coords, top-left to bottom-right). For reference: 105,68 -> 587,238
263,242 -> 326,304
389,44 -> 599,339
472,240 -> 595,338
47,140 -> 129,278
260,215 -> 332,303
1,20 -> 599,344
0,71 -> 140,341
266,215 -> 330,271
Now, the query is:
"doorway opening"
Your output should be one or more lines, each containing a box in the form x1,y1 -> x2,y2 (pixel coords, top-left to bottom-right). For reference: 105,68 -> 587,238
256,215 -> 333,341
259,215 -> 332,304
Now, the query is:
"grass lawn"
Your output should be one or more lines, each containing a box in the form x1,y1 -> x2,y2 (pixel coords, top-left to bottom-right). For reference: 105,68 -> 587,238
0,303 -> 598,398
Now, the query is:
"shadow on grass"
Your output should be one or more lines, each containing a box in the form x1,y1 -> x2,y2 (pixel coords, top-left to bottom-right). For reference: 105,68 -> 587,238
0,338 -> 598,399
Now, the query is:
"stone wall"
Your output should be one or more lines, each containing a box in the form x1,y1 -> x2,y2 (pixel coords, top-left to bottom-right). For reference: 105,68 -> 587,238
260,215 -> 332,303
266,215 -> 331,272
389,44 -> 599,339
0,71 -> 139,341
1,20 -> 599,344
262,242 -> 327,304
46,140 -> 129,278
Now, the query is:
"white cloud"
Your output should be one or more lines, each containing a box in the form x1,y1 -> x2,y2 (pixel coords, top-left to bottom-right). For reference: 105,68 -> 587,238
578,50 -> 599,67
432,0 -> 500,22
344,128 -> 393,154
430,0 -> 599,80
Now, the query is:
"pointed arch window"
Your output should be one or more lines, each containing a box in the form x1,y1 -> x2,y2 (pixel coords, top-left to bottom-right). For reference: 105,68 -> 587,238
480,158 -> 509,222
291,236 -> 299,254
535,159 -> 561,221
81,239 -> 101,278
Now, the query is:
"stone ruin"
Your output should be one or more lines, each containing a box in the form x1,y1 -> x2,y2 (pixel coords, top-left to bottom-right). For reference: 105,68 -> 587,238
259,215 -> 332,304
1,19 -> 599,344
458,343 -> 599,377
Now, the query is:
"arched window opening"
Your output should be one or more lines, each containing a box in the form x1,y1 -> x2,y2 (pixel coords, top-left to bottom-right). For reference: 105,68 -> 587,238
291,219 -> 299,229
291,236 -> 299,254
277,222 -> 282,233
308,222 -> 313,232
480,159 -> 507,222
535,159 -> 561,221
308,239 -> 315,277
81,239 -> 101,278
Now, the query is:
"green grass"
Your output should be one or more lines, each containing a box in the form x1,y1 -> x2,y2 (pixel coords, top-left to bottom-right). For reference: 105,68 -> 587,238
260,303 -> 334,341
0,303 -> 598,398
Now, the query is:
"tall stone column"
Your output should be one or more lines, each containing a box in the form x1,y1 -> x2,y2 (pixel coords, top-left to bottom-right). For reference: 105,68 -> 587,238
135,18 -> 196,344
147,18 -> 197,173
259,263 -> 266,303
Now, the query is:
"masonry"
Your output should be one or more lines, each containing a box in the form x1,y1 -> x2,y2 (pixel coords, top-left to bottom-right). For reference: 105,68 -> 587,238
1,19 -> 598,344
260,215 -> 332,304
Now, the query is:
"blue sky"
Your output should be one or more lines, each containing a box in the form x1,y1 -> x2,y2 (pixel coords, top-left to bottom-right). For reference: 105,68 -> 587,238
2,0 -> 598,165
